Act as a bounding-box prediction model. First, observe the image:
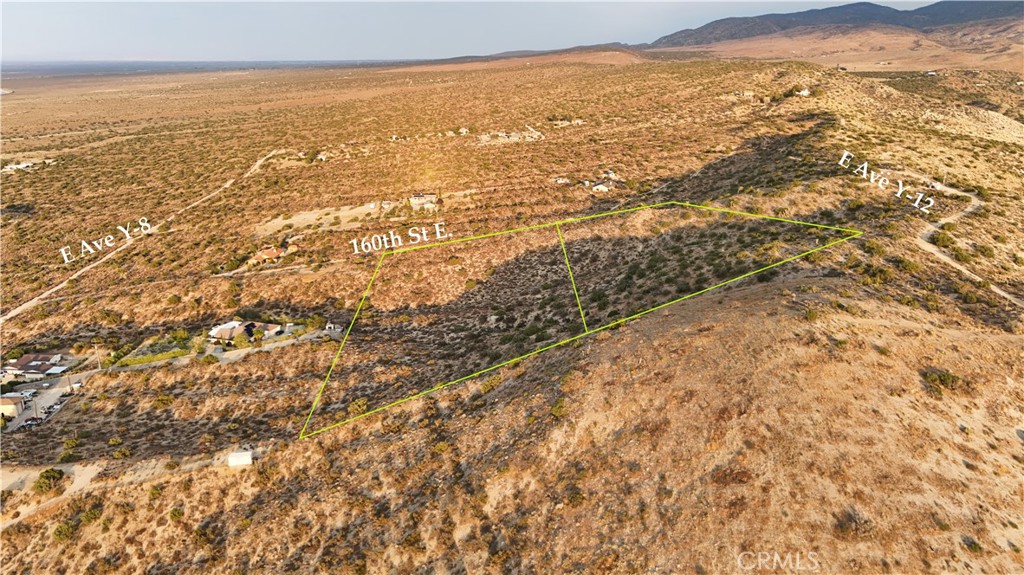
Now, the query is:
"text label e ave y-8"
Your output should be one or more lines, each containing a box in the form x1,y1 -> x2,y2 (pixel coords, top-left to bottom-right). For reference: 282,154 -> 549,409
59,217 -> 152,263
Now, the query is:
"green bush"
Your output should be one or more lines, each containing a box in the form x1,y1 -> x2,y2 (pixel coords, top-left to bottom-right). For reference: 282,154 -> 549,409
347,398 -> 368,418
53,521 -> 75,542
33,468 -> 65,493
931,232 -> 955,248
863,240 -> 886,257
81,506 -> 102,525
117,348 -> 188,367
152,394 -> 175,409
550,398 -> 568,418
921,368 -> 963,398
894,257 -> 922,273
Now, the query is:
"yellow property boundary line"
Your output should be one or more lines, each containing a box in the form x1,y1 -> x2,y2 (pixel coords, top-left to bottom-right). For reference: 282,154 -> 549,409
298,201 -> 862,439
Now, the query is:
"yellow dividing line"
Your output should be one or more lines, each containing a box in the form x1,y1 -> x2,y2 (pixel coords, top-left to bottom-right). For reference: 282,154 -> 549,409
299,251 -> 387,439
556,223 -> 589,333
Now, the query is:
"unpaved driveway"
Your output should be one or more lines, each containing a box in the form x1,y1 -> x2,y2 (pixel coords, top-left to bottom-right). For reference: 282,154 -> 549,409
908,175 -> 1022,309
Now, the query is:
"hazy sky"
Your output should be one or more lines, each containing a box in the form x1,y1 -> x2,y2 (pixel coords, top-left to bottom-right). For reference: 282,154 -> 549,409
2,1 -> 933,62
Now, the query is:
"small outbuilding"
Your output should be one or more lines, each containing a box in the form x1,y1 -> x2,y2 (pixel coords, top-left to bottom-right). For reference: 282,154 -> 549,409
0,395 -> 26,418
227,451 -> 253,468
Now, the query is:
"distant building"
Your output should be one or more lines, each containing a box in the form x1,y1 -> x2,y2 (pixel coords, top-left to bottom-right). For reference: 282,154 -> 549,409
247,245 -> 287,267
458,127 -> 469,136
926,71 -> 937,76
2,354 -> 67,380
380,200 -> 395,211
325,322 -> 342,331
592,184 -> 610,193
795,89 -> 811,97
410,193 -> 438,210
553,177 -> 572,185
227,451 -> 253,467
208,321 -> 283,344
1,162 -> 33,173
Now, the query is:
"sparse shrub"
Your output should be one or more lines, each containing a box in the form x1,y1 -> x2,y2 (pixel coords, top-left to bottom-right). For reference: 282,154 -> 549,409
550,398 -> 568,418
931,231 -> 955,248
81,506 -> 102,525
53,521 -> 76,542
169,508 -> 184,522
834,507 -> 873,537
952,247 -> 973,263
152,394 -> 175,409
480,374 -> 501,394
112,447 -> 132,459
347,398 -> 368,418
975,244 -> 995,258
921,368 -> 963,398
805,308 -> 820,321
33,468 -> 65,493
107,437 -> 123,446
962,535 -> 983,553
863,240 -> 885,257
894,257 -> 921,273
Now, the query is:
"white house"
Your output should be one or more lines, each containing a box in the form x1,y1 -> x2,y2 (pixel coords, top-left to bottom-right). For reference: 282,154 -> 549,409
410,194 -> 438,210
795,89 -> 811,97
592,184 -> 610,193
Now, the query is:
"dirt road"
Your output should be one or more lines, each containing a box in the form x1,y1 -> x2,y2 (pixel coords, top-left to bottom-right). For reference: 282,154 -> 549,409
0,149 -> 287,327
909,176 -> 1023,309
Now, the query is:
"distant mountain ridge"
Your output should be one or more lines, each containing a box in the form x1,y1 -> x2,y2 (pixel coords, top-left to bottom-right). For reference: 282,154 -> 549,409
650,1 -> 1024,47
